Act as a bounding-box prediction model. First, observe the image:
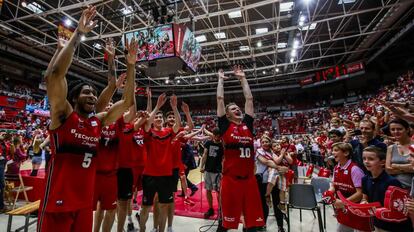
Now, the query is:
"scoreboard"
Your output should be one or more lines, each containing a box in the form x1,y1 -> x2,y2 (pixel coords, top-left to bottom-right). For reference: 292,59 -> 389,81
300,62 -> 364,86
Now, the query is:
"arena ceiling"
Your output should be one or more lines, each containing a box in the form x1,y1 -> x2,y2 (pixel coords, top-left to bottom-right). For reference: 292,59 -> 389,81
0,0 -> 413,95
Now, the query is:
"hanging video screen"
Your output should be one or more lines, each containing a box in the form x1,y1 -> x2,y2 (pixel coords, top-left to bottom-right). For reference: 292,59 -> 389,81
124,24 -> 175,61
175,26 -> 202,72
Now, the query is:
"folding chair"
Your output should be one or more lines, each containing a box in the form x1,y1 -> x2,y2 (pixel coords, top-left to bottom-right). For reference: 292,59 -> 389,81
287,184 -> 323,232
310,177 -> 331,229
6,174 -> 33,209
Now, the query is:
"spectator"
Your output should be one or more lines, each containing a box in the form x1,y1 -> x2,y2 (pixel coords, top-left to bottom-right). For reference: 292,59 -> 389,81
180,141 -> 198,196
0,134 -> 8,212
361,146 -> 412,231
385,119 -> 414,189
350,119 -> 387,172
6,136 -> 27,176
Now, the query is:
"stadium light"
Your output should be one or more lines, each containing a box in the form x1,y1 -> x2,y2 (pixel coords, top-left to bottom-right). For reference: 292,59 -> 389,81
214,32 -> 226,39
255,28 -> 268,34
257,41 -> 262,47
291,49 -> 297,57
290,57 -> 294,63
195,77 -> 199,82
280,2 -> 294,12
228,10 -> 242,19
93,43 -> 102,50
195,35 -> 207,43
64,18 -> 72,27
240,46 -> 250,51
293,40 -> 299,49
81,35 -> 86,41
21,1 -> 27,7
277,42 -> 287,48
122,6 -> 133,15
165,80 -> 169,84
275,68 -> 280,72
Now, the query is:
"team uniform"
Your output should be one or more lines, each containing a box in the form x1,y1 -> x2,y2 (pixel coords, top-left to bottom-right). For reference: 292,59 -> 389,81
38,112 -> 101,232
93,118 -> 122,210
142,127 -> 175,205
170,127 -> 185,192
332,160 -> 371,231
117,120 -> 147,200
218,115 -> 264,229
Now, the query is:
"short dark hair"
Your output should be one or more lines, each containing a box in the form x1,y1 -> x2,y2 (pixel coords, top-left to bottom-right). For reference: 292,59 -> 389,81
389,118 -> 410,130
360,119 -> 375,129
67,80 -> 97,107
166,111 -> 174,118
329,129 -> 344,137
363,146 -> 386,160
155,111 -> 163,116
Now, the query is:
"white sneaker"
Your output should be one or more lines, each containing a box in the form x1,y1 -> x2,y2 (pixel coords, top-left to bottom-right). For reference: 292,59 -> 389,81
167,227 -> 174,232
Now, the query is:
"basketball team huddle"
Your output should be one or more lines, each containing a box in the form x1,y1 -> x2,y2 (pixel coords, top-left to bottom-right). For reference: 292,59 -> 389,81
38,6 -> 265,232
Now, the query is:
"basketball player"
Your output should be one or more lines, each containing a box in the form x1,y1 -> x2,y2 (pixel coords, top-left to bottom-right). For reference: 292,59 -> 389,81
139,94 -> 181,232
216,66 -> 264,232
164,102 -> 194,232
38,6 -> 137,231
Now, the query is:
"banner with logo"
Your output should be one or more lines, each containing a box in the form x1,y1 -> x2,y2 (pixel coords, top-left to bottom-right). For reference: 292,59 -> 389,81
0,95 -> 26,109
58,24 -> 74,41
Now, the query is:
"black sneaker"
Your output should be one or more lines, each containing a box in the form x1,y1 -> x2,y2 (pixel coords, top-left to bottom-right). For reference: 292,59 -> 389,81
204,208 -> 214,218
278,227 -> 285,232
190,187 -> 198,196
127,222 -> 135,232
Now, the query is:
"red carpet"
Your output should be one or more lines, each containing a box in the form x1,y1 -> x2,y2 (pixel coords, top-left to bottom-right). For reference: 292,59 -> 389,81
136,182 -> 220,220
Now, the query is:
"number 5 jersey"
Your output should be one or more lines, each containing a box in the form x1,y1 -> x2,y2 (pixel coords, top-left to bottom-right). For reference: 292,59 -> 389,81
42,111 -> 102,212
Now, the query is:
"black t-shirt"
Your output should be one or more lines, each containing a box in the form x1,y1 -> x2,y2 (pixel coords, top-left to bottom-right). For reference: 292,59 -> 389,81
203,140 -> 224,173
218,114 -> 254,136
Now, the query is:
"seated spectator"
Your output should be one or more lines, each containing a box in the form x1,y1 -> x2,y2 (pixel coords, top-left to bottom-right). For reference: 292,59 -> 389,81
385,119 -> 414,189
362,146 -> 412,231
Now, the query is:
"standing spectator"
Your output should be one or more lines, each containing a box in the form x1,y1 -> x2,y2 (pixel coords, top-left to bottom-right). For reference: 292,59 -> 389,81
350,119 -> 387,172
6,136 -> 27,176
199,128 -> 223,219
181,141 -> 198,196
30,131 -> 43,176
385,119 -> 414,189
361,146 -> 412,231
328,142 -> 366,231
0,134 -> 8,212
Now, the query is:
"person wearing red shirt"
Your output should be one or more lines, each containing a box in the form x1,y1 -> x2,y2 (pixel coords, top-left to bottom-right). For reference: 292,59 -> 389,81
38,7 -> 136,231
216,66 -> 264,231
162,101 -> 194,232
139,94 -> 180,232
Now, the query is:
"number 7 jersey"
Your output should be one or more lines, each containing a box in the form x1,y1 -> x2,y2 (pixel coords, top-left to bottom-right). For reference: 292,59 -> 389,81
43,112 -> 102,212
218,115 -> 255,178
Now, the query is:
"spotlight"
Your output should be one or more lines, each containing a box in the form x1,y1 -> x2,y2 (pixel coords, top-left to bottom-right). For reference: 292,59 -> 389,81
21,1 -> 27,7
275,68 -> 280,72
64,18 -> 72,27
293,40 -> 299,49
195,77 -> 199,82
177,80 -> 181,84
291,49 -> 297,57
290,57 -> 294,63
262,70 -> 266,74
80,35 -> 86,41
165,80 -> 169,84
257,41 -> 262,47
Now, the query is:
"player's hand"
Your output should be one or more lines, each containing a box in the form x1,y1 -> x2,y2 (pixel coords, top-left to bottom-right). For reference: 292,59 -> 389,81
137,110 -> 150,119
217,69 -> 229,80
125,37 -> 138,65
105,38 -> 116,62
116,73 -> 126,89
77,6 -> 97,34
170,94 -> 178,109
156,93 -> 167,109
233,65 -> 246,80
57,36 -> 68,50
181,101 -> 190,113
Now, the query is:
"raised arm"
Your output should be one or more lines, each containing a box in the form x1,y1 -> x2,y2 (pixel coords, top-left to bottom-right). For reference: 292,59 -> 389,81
96,38 -> 117,113
47,6 -> 97,129
146,87 -> 152,112
170,95 -> 181,133
233,65 -> 254,117
217,69 -> 227,117
134,111 -> 149,131
99,37 -> 137,126
145,93 -> 167,132
181,101 -> 194,130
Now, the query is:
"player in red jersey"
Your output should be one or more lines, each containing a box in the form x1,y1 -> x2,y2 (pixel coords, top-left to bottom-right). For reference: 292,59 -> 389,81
139,94 -> 181,232
38,6 -> 137,231
92,39 -> 127,232
216,66 -> 264,231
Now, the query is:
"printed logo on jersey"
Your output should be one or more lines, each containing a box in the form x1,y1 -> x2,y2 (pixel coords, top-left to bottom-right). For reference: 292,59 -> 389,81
256,217 -> 264,222
133,133 -> 144,146
71,129 -> 100,148
91,120 -> 98,127
224,216 -> 235,222
56,200 -> 63,206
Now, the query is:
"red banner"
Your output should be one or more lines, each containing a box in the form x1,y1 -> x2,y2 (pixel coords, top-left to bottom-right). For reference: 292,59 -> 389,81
0,95 -> 26,109
346,62 -> 364,74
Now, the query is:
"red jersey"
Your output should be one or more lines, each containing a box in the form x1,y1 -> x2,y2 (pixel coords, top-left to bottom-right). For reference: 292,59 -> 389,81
43,112 -> 101,212
171,127 -> 185,169
144,127 -> 174,176
118,120 -> 147,168
333,161 -> 357,198
96,118 -> 122,173
218,115 -> 255,178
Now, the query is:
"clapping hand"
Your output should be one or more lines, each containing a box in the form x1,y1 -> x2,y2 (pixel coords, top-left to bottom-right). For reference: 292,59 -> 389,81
78,6 -> 97,34
233,65 -> 246,80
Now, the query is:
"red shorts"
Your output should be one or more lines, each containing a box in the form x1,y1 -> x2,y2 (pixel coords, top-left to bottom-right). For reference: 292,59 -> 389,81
37,207 -> 92,232
93,172 -> 118,210
220,175 -> 264,229
133,166 -> 145,191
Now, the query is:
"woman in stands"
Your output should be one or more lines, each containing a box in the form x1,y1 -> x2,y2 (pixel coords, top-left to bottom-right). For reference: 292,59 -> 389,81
385,118 -> 414,189
30,130 -> 44,176
6,135 -> 27,176
38,6 -> 136,232
327,142 -> 367,232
